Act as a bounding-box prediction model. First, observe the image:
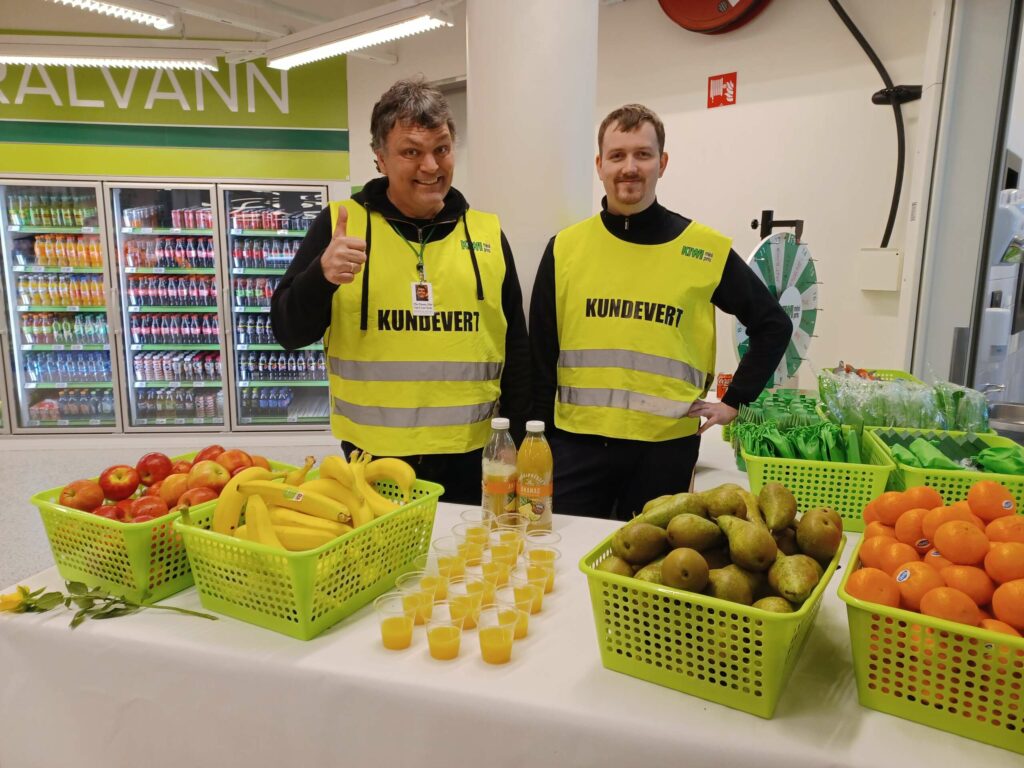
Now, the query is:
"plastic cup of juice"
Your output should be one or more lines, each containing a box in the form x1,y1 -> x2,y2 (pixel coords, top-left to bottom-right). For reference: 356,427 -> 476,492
524,530 -> 562,548
510,566 -> 547,614
464,568 -> 497,607
426,601 -> 464,661
525,545 -> 561,593
431,536 -> 466,579
479,548 -> 512,587
396,570 -> 445,625
447,577 -> 484,630
459,507 -> 487,524
495,587 -> 531,640
492,512 -> 528,533
489,528 -> 523,566
374,593 -> 415,650
477,606 -> 518,665
411,554 -> 448,599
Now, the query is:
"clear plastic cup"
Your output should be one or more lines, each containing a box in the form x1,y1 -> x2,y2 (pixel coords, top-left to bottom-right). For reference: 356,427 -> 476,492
524,530 -> 562,548
451,522 -> 487,566
396,570 -> 445,625
495,587 -> 531,640
510,566 -> 547,614
374,593 -> 415,650
477,606 -> 518,664
525,545 -> 561,593
459,507 -> 487,524
447,576 -> 484,630
430,536 -> 466,579
492,512 -> 529,533
479,548 -> 512,587
426,601 -> 464,661
489,528 -> 523,567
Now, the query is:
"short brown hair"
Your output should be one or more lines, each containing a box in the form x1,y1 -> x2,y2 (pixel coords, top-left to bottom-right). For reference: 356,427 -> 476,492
598,104 -> 665,154
370,77 -> 456,153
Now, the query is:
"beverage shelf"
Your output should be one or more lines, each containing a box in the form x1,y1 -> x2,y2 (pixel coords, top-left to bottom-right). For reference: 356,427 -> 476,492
21,343 -> 109,351
25,381 -> 115,389
239,415 -> 327,424
230,267 -> 288,275
230,229 -> 308,237
129,343 -> 220,351
239,380 -> 327,388
121,227 -> 213,236
134,416 -> 223,426
233,306 -> 271,313
128,305 -> 218,313
125,267 -> 216,275
236,343 -> 322,351
9,226 -> 99,235
17,305 -> 106,312
14,265 -> 103,274
133,380 -> 223,389
26,418 -> 115,427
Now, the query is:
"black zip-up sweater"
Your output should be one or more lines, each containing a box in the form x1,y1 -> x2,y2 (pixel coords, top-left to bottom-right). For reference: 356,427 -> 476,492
529,198 -> 793,427
271,177 -> 531,437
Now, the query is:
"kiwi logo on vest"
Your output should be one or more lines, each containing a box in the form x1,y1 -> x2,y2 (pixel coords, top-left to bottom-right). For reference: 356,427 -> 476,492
378,309 -> 481,332
584,298 -> 683,327
682,245 -> 712,263
460,239 -> 492,253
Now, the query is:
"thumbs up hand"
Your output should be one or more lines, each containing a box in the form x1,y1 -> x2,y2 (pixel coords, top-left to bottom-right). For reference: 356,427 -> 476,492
320,205 -> 367,285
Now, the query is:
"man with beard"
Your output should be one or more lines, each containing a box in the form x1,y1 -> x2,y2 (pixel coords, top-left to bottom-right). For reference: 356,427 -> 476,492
529,104 -> 791,520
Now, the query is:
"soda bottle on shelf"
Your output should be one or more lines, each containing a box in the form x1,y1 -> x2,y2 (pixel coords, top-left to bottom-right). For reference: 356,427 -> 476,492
517,421 -> 554,531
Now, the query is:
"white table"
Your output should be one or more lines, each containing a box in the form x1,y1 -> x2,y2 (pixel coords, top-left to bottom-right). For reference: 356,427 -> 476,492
1,430 -> 1019,767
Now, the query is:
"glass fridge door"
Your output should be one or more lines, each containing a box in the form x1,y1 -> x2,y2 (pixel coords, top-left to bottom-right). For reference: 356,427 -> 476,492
0,181 -> 119,431
109,183 -> 226,429
222,186 -> 329,429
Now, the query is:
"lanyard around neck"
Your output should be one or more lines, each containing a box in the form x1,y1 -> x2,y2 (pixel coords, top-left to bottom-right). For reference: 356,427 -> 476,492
389,222 -> 438,281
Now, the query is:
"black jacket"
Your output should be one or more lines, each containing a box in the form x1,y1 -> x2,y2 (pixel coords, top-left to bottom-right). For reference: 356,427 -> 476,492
270,177 -> 531,436
529,198 -> 793,426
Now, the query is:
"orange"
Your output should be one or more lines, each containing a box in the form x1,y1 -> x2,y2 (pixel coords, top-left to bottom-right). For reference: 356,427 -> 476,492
864,521 -> 896,539
932,520 -> 990,565
922,505 -> 984,541
921,548 -> 954,571
940,565 -> 995,607
894,562 -> 945,611
980,618 -> 1022,637
966,481 -> 1017,522
858,536 -> 895,570
986,515 -> 1024,544
862,500 -> 880,526
894,508 -> 930,553
919,587 -> 982,627
846,567 -> 900,607
875,491 -> 914,526
991,579 -> 1024,630
984,542 -> 1024,584
904,485 -> 944,510
879,541 -> 922,575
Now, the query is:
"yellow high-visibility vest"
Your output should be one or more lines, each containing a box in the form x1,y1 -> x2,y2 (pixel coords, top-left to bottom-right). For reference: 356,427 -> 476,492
553,214 -> 730,440
325,200 -> 507,455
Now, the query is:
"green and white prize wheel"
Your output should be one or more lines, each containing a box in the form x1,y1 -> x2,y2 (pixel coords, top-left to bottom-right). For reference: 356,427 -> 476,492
734,232 -> 818,388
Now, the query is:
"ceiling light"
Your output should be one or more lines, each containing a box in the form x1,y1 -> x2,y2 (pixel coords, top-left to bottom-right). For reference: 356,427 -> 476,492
45,0 -> 178,31
0,35 -> 222,70
266,0 -> 454,70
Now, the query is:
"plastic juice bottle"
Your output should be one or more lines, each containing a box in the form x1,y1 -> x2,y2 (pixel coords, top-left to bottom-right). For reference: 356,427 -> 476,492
516,420 -> 553,531
481,417 -> 518,522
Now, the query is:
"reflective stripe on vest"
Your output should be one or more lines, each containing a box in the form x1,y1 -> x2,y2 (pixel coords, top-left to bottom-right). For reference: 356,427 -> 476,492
557,386 -> 693,419
557,348 -> 706,390
329,357 -> 503,382
333,397 -> 496,428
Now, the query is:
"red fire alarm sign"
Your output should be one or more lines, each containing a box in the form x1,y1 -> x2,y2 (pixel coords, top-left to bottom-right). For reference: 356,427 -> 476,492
707,72 -> 737,108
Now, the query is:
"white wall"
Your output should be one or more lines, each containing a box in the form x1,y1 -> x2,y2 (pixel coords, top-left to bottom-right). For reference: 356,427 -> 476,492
345,0 -> 936,386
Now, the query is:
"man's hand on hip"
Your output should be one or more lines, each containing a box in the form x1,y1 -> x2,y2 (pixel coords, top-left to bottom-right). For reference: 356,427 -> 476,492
687,400 -> 738,435
321,206 -> 367,285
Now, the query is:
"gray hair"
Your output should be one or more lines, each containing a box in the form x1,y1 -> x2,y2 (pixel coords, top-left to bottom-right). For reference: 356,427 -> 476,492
370,77 -> 456,153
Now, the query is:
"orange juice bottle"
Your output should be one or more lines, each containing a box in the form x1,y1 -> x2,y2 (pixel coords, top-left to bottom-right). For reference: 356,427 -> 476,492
481,417 -> 518,522
516,421 -> 553,531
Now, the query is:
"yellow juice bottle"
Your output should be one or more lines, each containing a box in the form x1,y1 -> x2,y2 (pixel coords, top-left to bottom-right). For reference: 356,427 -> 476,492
516,421 -> 553,531
481,417 -> 518,523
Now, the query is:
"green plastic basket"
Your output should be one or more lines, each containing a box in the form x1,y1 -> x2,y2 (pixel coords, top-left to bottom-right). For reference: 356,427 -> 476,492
175,479 -> 442,640
741,430 -> 893,532
578,534 -> 846,718
838,541 -> 1024,754
29,454 -> 297,604
863,427 -> 1024,507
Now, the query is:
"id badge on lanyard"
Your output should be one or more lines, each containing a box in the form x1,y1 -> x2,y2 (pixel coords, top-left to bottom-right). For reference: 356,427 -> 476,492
411,281 -> 434,316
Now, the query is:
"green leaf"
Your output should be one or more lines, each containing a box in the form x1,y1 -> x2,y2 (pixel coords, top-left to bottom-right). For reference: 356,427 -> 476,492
72,597 -> 97,609
34,593 -> 65,611
69,609 -> 89,629
67,582 -> 88,595
92,606 -> 141,620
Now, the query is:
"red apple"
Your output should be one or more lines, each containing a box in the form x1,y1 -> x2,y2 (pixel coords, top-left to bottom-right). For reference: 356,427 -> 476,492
144,479 -> 164,498
170,460 -> 192,475
187,460 -> 230,493
251,454 -> 271,470
193,444 -> 225,464
59,479 -> 104,512
130,496 -> 169,520
93,504 -> 123,520
132,514 -> 156,523
158,473 -> 190,507
136,452 -> 173,486
216,449 -> 253,474
177,487 -> 218,507
115,498 -> 136,520
98,465 -> 140,501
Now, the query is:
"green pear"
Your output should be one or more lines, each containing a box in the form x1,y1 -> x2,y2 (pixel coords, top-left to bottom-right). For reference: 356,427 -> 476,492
638,493 -> 708,527
721,563 -> 769,600
634,557 -> 665,584
661,548 -> 709,592
641,495 -> 672,514
768,552 -> 823,604
666,513 -> 723,551
705,567 -> 753,605
596,555 -> 634,577
699,485 -> 747,520
758,482 -> 797,531
752,596 -> 795,613
773,526 -> 800,556
611,522 -> 669,565
717,515 -> 778,572
702,547 -> 731,570
796,509 -> 843,562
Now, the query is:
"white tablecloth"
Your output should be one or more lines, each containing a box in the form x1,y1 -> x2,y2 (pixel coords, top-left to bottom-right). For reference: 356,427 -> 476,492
0,500 -> 1018,768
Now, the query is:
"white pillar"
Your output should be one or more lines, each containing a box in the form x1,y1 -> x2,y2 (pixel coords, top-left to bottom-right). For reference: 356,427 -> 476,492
465,0 -> 599,315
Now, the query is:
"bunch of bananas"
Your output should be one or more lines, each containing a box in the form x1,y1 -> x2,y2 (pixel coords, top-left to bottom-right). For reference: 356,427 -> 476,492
209,452 -> 416,552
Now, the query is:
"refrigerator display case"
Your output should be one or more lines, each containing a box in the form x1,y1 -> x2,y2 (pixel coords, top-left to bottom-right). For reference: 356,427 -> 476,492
109,183 -> 227,430
222,185 -> 329,429
0,181 -> 121,432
